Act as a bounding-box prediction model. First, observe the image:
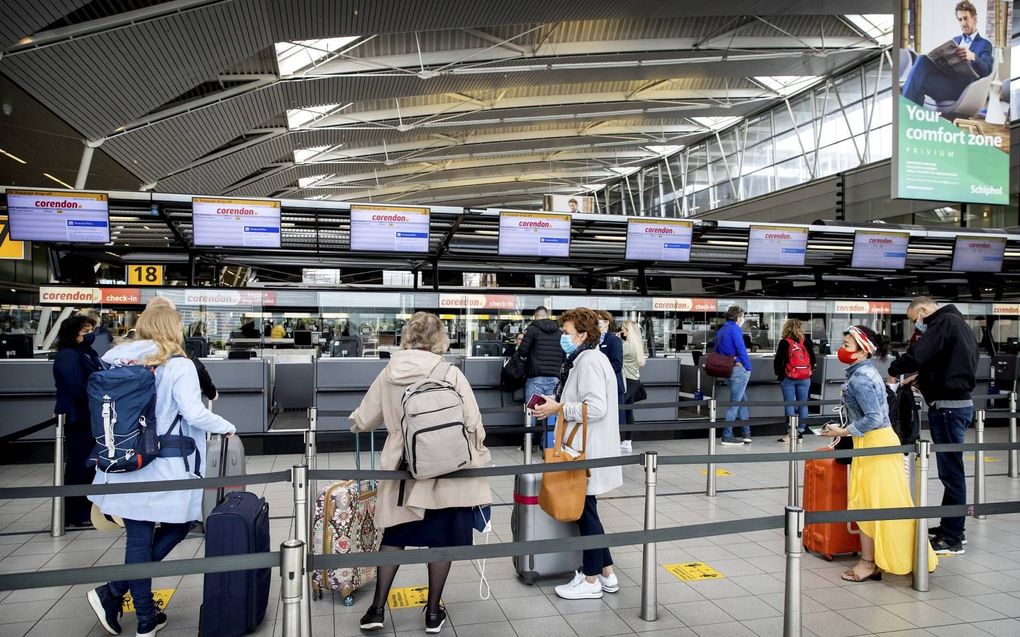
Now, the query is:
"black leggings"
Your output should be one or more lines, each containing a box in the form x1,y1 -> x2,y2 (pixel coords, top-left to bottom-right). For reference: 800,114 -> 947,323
577,495 -> 613,576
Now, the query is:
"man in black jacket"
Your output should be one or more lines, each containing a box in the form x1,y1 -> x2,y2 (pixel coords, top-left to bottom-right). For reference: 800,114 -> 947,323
517,306 -> 564,448
888,296 -> 977,555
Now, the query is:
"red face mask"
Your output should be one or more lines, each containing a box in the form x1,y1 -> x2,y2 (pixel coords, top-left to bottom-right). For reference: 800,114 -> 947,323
837,347 -> 859,365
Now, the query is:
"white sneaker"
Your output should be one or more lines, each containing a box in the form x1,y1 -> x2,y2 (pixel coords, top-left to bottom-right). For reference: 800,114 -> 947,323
620,440 -> 632,453
598,573 -> 619,593
555,576 -> 603,600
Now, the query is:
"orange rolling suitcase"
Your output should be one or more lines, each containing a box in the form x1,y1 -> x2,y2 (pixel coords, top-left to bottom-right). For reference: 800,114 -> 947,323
803,449 -> 861,561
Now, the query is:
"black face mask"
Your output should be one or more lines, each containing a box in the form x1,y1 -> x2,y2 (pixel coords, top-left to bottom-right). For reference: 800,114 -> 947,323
620,334 -> 627,341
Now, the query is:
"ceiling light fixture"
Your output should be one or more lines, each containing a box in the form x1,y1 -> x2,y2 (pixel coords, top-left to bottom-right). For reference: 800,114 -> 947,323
43,173 -> 73,189
0,148 -> 27,164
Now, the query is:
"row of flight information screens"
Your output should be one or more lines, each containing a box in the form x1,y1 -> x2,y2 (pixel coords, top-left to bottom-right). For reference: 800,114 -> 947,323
2,190 -> 1010,272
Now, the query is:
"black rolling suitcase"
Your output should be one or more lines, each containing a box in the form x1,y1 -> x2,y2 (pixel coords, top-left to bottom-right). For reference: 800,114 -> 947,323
199,438 -> 271,636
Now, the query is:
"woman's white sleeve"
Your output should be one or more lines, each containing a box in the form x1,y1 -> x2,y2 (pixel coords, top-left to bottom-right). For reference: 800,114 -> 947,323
563,361 -> 608,422
171,360 -> 235,434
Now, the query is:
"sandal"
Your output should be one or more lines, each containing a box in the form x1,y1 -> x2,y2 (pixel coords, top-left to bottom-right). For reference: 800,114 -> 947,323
841,559 -> 882,582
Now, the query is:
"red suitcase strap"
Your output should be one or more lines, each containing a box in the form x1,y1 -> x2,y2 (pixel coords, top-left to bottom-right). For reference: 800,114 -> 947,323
513,493 -> 539,505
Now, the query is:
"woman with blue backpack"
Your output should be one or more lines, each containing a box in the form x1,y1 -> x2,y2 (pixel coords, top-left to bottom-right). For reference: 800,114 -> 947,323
52,313 -> 102,528
86,305 -> 236,637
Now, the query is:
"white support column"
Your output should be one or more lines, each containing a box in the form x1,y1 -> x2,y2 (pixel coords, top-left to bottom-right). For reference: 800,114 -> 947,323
74,140 -> 104,190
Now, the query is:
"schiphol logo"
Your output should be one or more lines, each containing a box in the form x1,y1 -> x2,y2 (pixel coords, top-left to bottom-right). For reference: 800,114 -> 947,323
970,185 -> 1003,196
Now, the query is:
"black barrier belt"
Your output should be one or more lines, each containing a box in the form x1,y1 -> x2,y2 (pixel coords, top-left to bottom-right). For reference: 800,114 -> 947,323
0,551 -> 280,592
308,454 -> 644,481
984,411 -> 1020,420
484,415 -> 832,436
806,500 -> 1020,525
0,417 -> 57,445
927,442 -> 1020,453
0,470 -> 292,500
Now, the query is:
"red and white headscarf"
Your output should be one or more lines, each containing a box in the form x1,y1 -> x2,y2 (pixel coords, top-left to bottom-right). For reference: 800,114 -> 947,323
846,326 -> 876,355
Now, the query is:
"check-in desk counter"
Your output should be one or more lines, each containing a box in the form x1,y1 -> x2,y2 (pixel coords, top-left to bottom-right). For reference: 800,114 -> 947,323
462,356 -> 521,428
638,358 -> 682,422
315,358 -> 389,430
734,354 -> 786,419
0,360 -> 57,441
202,358 -> 270,433
273,355 -> 315,411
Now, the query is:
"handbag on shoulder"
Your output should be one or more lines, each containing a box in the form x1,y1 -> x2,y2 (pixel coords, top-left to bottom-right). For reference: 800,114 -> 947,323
704,351 -> 735,379
538,404 -> 589,522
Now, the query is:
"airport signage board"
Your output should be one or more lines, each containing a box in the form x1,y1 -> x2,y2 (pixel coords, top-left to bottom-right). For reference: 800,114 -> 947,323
745,226 -> 808,266
625,219 -> 693,262
101,288 -> 141,305
498,211 -> 571,257
181,289 -> 271,306
951,235 -> 1006,272
350,205 -> 430,253
992,303 -> 1020,315
892,0 -> 1011,204
192,197 -> 281,248
832,301 -> 892,314
850,230 -> 910,270
39,287 -> 141,305
0,215 -> 26,259
651,298 -> 718,312
439,294 -> 519,310
7,190 -> 110,243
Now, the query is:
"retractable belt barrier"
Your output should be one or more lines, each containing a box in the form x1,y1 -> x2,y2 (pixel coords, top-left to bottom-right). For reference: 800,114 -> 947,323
0,417 -> 57,445
0,470 -> 292,500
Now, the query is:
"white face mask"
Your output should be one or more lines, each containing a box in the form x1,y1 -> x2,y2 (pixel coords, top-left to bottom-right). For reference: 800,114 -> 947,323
736,316 -> 745,327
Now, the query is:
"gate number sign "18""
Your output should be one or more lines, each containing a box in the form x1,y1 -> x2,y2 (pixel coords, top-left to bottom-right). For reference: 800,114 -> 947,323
128,265 -> 163,286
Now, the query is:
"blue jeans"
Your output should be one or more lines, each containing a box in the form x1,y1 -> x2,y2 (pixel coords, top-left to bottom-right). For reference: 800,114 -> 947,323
525,376 -> 559,448
108,519 -> 193,621
780,378 -> 810,428
722,366 -> 751,439
928,406 -> 973,544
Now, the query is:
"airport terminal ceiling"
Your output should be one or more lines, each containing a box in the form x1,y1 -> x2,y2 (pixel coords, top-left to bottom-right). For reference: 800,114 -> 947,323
0,0 -> 893,210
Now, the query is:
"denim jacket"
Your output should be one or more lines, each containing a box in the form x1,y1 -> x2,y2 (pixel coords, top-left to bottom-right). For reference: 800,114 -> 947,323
842,360 -> 890,437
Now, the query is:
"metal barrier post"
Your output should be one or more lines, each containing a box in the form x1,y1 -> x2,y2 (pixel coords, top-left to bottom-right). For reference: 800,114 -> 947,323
1009,392 -> 1018,479
639,451 -> 659,622
706,399 -> 717,497
787,415 -> 800,507
51,414 -> 66,538
305,407 -> 317,471
913,439 -> 931,592
292,465 -> 312,636
524,409 -> 534,465
782,506 -> 804,637
280,539 -> 307,637
974,410 -> 986,520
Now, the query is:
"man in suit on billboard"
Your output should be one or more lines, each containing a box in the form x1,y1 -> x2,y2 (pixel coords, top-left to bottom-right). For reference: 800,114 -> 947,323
902,0 -> 993,107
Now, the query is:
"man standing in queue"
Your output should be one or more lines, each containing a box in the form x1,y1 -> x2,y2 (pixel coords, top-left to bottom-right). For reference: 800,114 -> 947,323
887,296 -> 977,555
517,306 -> 565,449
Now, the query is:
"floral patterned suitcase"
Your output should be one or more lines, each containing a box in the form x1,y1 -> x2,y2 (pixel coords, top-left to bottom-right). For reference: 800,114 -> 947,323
311,479 -> 382,604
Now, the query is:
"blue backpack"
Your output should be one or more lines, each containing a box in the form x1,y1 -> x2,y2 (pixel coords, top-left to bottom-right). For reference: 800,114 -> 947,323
87,358 -> 198,474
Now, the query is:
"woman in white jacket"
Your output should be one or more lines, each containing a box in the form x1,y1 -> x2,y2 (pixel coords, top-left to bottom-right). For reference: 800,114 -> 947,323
86,305 -> 236,637
533,307 -> 623,600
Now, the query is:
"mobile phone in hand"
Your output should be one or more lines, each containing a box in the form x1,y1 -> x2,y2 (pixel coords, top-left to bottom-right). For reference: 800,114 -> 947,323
526,393 -> 547,410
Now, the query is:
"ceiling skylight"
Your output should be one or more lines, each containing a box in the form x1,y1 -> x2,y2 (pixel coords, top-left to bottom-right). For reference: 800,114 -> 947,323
286,105 -> 344,130
753,76 -> 820,97
644,145 -> 684,157
690,116 -> 742,130
845,15 -> 894,46
294,146 -> 332,163
275,37 -> 361,77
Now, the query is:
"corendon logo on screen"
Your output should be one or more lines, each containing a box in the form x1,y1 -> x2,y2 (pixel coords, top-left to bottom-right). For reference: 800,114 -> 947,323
765,232 -> 792,240
869,237 -> 893,245
39,287 -> 102,304
518,220 -> 551,228
645,227 -> 673,234
216,207 -> 256,215
34,199 -> 81,209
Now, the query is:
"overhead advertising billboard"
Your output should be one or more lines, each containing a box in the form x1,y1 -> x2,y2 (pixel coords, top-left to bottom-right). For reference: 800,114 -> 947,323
497,211 -> 571,257
893,0 -> 1012,204
350,205 -> 430,253
951,234 -> 1007,271
745,225 -> 808,267
543,194 -> 595,214
193,197 -> 281,248
850,230 -> 911,270
625,218 -> 693,262
6,190 -> 110,243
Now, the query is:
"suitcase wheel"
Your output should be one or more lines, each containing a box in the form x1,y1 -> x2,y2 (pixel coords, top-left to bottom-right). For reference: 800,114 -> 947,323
822,553 -> 833,562
343,594 -> 355,607
520,572 -> 538,587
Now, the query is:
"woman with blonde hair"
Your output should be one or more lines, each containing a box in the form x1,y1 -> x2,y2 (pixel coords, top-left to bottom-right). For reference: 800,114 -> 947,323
352,311 -> 491,634
86,305 -> 236,637
773,318 -> 816,442
618,320 -> 646,452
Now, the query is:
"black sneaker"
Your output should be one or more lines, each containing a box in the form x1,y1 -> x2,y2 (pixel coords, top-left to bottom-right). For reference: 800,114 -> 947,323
931,536 -> 965,555
424,604 -> 447,634
359,605 -> 386,631
928,526 -> 967,545
721,437 -> 743,446
87,585 -> 123,635
135,612 -> 167,637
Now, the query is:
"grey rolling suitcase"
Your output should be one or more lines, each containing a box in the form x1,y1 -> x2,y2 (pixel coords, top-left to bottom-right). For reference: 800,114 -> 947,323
511,412 -> 581,585
202,434 -> 247,524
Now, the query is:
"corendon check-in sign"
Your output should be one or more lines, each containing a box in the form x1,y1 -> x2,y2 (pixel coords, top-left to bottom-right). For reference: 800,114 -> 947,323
833,301 -> 892,314
651,298 -> 717,312
439,294 -> 519,309
39,287 -> 141,305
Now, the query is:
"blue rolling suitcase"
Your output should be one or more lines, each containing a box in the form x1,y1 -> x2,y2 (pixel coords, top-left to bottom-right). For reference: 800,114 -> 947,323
200,438 -> 271,636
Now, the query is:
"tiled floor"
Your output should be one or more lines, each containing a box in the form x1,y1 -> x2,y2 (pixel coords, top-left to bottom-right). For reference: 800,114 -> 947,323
0,428 -> 1018,637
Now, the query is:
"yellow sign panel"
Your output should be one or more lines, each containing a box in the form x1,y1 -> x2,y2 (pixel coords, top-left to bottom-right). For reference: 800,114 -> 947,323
964,455 -> 1001,463
122,589 -> 175,613
0,216 -> 26,260
127,264 -> 164,286
388,586 -> 437,609
698,468 -> 734,477
663,562 -> 724,582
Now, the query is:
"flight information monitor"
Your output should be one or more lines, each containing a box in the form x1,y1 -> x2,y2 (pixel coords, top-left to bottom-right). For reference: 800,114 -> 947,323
498,211 -> 571,257
745,225 -> 808,266
850,230 -> 910,270
350,205 -> 430,252
625,218 -> 693,262
6,189 -> 110,243
192,197 -> 281,248
951,235 -> 1007,272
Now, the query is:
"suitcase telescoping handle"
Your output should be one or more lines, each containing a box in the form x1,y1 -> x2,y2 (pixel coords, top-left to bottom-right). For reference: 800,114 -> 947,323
216,433 -> 229,504
353,430 -> 376,493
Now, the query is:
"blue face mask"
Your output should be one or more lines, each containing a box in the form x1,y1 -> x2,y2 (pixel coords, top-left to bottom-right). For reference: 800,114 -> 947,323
914,315 -> 927,333
560,334 -> 577,355
82,332 -> 96,346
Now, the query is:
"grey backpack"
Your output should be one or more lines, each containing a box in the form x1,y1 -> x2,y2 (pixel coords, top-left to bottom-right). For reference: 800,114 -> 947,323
400,362 -> 473,480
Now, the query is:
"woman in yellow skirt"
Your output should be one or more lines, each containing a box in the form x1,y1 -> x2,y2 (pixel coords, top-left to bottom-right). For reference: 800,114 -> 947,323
822,325 -> 938,582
